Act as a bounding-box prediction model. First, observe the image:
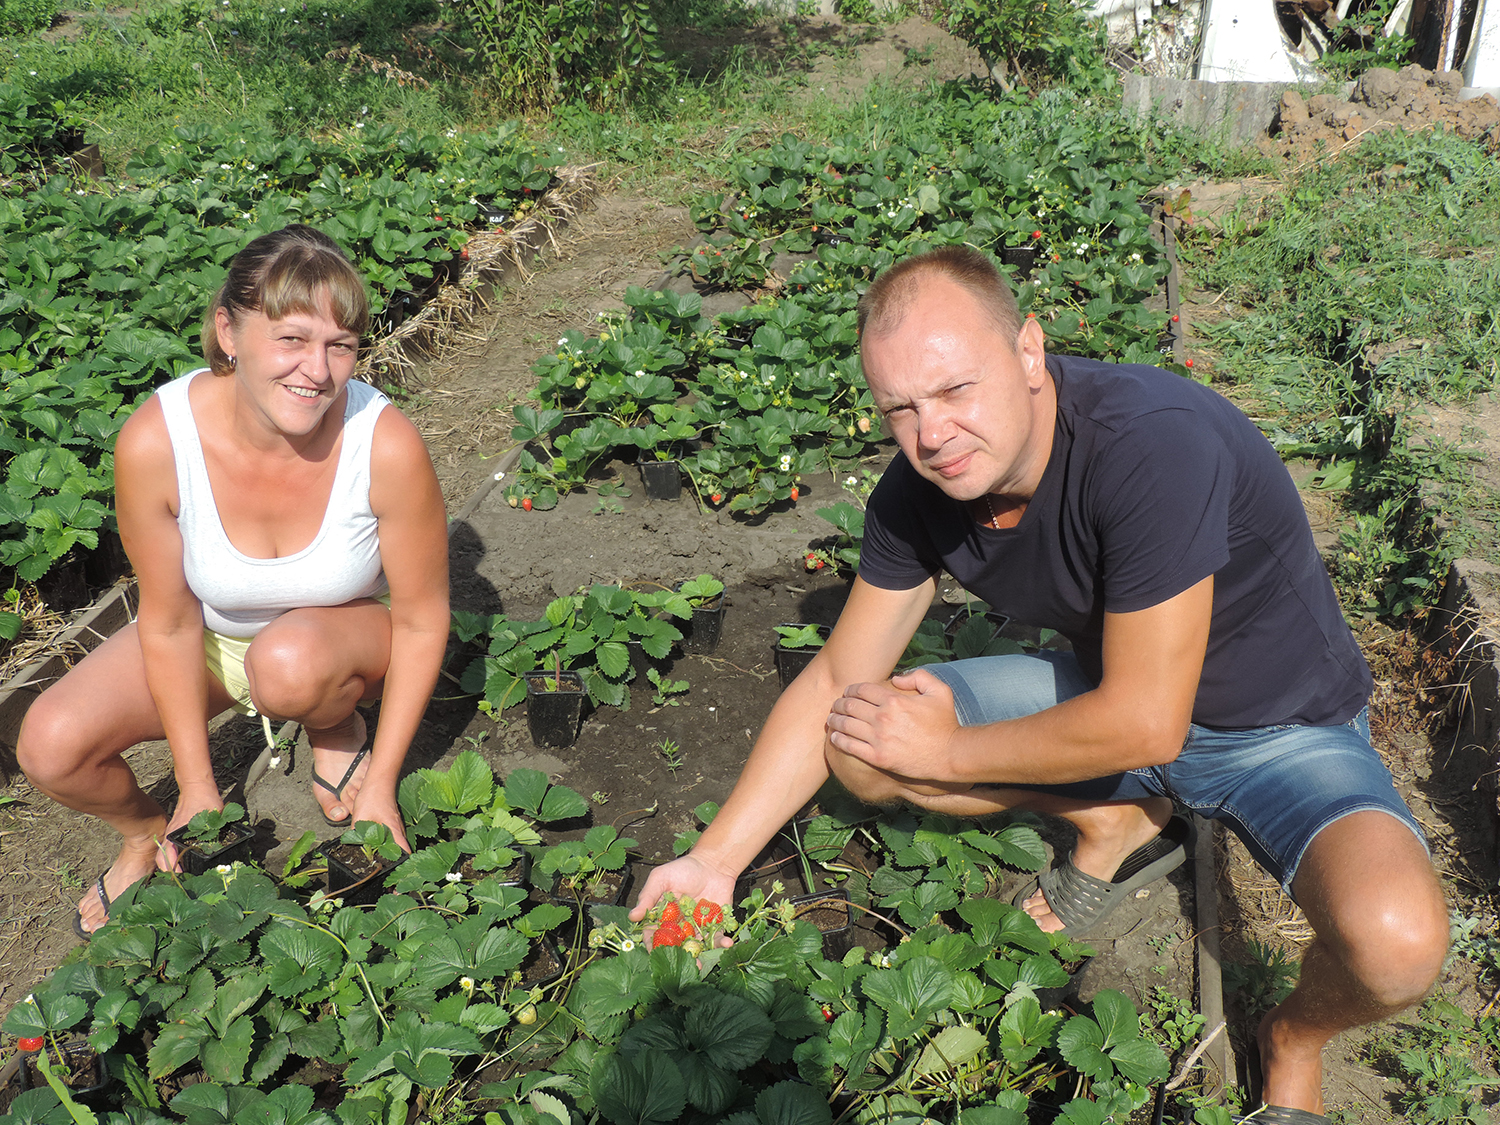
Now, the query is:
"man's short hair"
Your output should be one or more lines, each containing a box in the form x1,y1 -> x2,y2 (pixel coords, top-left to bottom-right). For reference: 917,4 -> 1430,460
857,246 -> 1022,346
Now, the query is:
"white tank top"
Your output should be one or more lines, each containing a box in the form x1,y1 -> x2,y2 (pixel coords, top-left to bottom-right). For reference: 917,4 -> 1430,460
156,369 -> 390,638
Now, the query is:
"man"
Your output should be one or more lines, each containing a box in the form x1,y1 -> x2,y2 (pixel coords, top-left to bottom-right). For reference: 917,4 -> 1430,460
631,246 -> 1447,1123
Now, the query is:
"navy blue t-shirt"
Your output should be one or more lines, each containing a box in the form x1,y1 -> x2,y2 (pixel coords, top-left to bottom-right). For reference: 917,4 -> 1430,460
858,354 -> 1371,729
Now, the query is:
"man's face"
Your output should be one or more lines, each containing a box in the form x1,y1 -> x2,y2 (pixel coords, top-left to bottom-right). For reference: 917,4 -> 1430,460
861,277 -> 1052,503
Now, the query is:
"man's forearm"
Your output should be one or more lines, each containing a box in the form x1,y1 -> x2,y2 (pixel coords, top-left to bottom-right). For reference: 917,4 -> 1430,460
947,685 -> 1187,786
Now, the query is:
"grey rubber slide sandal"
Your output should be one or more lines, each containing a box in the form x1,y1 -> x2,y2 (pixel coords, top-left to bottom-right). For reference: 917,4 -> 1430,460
1012,813 -> 1193,937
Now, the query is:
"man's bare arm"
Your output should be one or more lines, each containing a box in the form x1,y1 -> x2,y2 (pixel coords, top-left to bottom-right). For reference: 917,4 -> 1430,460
826,574 -> 1214,786
630,576 -> 935,918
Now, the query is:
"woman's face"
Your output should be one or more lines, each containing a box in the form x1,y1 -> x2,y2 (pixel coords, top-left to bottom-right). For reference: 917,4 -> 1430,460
215,297 -> 359,438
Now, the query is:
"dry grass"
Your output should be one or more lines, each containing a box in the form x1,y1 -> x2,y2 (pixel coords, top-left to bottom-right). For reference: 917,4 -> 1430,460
0,587 -> 76,687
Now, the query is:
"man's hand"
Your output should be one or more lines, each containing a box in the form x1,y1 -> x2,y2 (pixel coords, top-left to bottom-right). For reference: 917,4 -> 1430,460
825,668 -> 962,781
630,856 -> 738,946
160,781 -> 224,872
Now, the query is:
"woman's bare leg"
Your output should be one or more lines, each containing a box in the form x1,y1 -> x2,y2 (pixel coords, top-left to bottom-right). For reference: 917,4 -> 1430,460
244,599 -> 391,824
16,623 -> 235,933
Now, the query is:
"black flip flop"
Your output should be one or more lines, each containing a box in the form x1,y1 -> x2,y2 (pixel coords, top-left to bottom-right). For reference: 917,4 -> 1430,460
71,874 -> 112,942
312,745 -> 370,828
1232,1109 -> 1326,1124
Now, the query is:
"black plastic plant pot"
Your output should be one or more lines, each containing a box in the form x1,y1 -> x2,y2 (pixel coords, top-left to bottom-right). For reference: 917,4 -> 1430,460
319,840 -> 398,907
17,1040 -> 108,1100
549,867 -> 635,945
638,458 -> 683,501
525,671 -> 587,748
167,820 -> 256,877
943,607 -> 1011,645
458,851 -> 533,888
518,938 -> 566,988
549,865 -> 635,909
789,889 -> 854,960
1002,245 -> 1038,275
626,640 -> 672,679
774,624 -> 832,689
678,588 -> 726,655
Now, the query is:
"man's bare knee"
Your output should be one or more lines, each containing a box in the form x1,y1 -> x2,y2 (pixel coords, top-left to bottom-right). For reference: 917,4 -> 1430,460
1335,886 -> 1449,1010
1302,820 -> 1449,1012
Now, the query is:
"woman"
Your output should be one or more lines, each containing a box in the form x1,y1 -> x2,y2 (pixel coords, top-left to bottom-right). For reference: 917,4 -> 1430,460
16,225 -> 449,937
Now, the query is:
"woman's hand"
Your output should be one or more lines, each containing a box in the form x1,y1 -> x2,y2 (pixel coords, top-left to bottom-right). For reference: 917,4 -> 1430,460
159,780 -> 224,872
348,788 -> 410,854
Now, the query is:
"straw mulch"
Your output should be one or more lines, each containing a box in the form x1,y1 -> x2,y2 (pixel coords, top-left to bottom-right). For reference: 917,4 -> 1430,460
358,163 -> 601,390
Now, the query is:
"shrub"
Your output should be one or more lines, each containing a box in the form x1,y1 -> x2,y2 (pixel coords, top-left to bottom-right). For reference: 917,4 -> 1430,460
0,0 -> 55,36
937,0 -> 1111,92
457,0 -> 668,112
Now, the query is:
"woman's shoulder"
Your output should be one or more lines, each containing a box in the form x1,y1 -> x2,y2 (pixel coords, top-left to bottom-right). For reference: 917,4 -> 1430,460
116,392 -> 175,477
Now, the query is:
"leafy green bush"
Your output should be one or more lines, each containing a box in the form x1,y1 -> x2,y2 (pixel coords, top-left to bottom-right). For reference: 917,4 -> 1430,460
511,126 -> 1172,514
0,0 -> 54,36
452,581 -> 697,712
1184,127 -> 1500,619
937,0 -> 1111,92
457,0 -> 668,112
0,119 -> 557,584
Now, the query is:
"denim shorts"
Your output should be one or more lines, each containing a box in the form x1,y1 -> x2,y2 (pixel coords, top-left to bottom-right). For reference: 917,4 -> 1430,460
921,651 -> 1426,897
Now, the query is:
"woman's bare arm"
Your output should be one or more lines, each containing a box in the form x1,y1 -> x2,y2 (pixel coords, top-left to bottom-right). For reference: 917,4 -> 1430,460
360,406 -> 450,846
114,397 -> 223,841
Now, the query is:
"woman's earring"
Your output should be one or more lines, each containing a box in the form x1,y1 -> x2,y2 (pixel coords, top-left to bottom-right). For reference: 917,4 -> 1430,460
228,354 -> 237,369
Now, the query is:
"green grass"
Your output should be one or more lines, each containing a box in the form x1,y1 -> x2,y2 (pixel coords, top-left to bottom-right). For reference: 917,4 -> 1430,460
1179,127 -> 1500,618
3,0 -> 476,163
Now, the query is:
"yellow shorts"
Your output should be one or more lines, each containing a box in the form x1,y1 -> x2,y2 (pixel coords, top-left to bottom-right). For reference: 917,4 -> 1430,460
203,592 -> 390,718
204,629 -> 257,716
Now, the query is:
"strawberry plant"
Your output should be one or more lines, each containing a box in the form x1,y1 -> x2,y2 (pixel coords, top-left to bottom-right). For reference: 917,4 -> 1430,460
452,582 -> 692,714
0,749 -> 1175,1124
509,121 -> 1170,517
0,116 -> 560,586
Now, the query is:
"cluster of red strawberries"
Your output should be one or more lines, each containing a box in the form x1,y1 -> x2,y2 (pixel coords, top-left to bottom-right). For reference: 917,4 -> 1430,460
649,895 -> 726,949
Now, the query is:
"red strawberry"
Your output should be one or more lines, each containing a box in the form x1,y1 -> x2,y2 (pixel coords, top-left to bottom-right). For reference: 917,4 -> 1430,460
660,900 -> 682,924
681,921 -> 696,938
17,1037 -> 44,1052
710,493 -> 722,504
521,497 -> 532,511
653,920 -> 687,947
789,487 -> 799,501
1031,230 -> 1042,240
693,900 -> 724,927
1185,359 -> 1194,368
1171,314 -> 1180,322
821,1006 -> 835,1022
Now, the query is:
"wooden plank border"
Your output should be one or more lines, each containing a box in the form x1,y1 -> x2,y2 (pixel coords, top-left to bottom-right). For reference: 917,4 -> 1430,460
0,580 -> 139,775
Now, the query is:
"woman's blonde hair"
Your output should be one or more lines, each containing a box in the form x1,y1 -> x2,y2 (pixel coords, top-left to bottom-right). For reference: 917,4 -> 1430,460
202,224 -> 370,375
